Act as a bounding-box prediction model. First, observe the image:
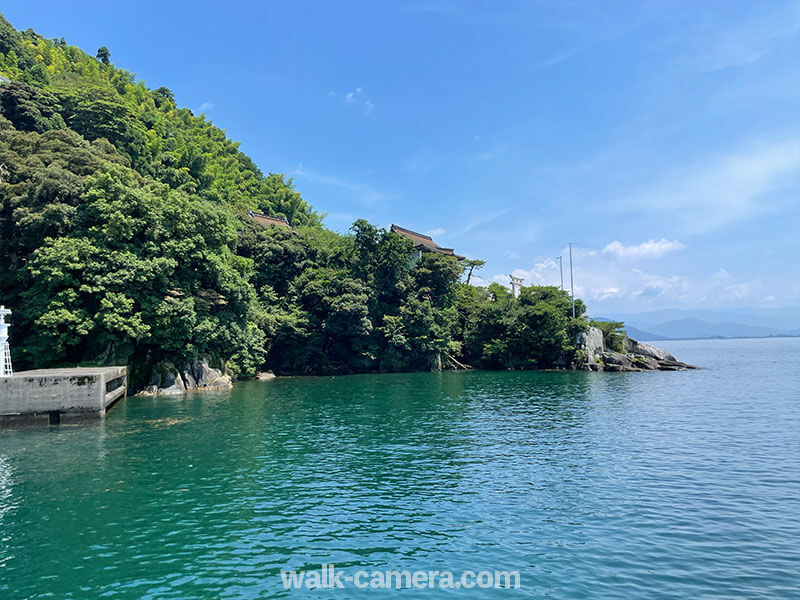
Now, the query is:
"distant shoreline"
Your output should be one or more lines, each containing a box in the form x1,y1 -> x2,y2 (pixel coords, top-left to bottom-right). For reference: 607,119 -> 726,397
653,335 -> 800,342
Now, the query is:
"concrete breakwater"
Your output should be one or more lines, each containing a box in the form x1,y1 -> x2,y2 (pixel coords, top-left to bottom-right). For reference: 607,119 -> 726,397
0,366 -> 127,426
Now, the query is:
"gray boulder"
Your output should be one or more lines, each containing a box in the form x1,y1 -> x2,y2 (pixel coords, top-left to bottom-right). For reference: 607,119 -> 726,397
153,362 -> 186,395
188,355 -> 232,391
601,352 -> 643,372
632,355 -> 661,370
602,352 -> 633,367
182,367 -> 198,390
627,338 -> 676,362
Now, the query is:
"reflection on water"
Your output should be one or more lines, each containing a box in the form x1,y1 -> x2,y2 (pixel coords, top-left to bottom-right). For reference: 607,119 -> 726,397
0,455 -> 15,569
0,338 -> 799,599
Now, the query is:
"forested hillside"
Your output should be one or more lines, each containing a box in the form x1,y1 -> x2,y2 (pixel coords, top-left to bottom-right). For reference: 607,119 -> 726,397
0,14 -> 588,388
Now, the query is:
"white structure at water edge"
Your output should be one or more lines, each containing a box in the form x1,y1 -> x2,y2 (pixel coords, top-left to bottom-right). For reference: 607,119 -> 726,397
0,306 -> 12,377
509,275 -> 524,298
0,304 -> 129,426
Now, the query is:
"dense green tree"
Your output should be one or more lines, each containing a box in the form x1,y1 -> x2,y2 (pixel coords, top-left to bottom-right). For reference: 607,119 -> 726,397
462,258 -> 486,285
0,11 -> 592,386
460,285 -> 587,369
0,80 -> 63,132
96,46 -> 110,65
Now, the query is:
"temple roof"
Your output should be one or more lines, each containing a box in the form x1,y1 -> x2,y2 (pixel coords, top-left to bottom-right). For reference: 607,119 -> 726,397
390,224 -> 464,259
247,210 -> 291,229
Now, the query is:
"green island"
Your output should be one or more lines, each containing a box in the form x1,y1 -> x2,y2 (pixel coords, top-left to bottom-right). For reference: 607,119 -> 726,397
0,14 -> 684,394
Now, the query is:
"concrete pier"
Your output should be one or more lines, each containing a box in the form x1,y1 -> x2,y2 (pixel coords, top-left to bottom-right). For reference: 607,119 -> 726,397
0,366 -> 127,426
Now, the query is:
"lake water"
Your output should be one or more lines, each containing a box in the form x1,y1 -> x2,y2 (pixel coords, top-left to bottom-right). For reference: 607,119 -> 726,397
1,338 -> 798,598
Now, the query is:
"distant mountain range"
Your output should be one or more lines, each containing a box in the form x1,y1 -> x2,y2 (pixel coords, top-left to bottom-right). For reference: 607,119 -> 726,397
622,326 -> 671,341
596,307 -> 800,341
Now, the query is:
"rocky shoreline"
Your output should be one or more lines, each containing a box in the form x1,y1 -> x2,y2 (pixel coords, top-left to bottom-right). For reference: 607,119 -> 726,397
137,355 -> 233,396
136,328 -> 696,395
580,326 -> 698,372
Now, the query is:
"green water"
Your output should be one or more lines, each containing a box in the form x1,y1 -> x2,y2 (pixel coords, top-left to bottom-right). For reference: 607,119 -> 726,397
1,337 -> 798,598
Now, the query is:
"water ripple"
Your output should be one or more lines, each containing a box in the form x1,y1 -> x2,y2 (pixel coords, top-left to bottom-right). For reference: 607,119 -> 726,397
0,338 -> 798,598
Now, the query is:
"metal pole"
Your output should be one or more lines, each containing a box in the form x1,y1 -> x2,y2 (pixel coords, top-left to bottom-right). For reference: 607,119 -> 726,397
557,256 -> 563,290
568,244 -> 575,318
0,305 -> 12,377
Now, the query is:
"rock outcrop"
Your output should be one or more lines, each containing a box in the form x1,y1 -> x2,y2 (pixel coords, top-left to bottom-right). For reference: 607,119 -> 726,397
579,326 -> 605,363
138,355 -> 233,396
579,332 -> 697,372
627,339 -> 676,363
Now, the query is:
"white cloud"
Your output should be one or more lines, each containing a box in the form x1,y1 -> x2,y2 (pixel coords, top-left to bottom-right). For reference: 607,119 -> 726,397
426,227 -> 446,236
331,87 -> 374,117
602,238 -> 685,260
198,101 -> 215,112
480,241 -> 795,311
710,268 -> 730,282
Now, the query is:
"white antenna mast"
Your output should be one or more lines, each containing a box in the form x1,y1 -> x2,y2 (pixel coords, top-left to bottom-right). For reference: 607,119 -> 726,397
568,243 -> 576,318
0,306 -> 12,377
557,256 -> 564,290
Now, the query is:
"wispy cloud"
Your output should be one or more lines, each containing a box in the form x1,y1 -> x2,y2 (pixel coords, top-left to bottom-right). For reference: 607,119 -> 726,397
460,205 -> 519,235
426,227 -> 445,236
476,146 -> 501,162
618,139 -> 800,235
292,163 -> 384,206
329,87 -> 375,117
528,7 -> 656,71
345,88 -> 361,102
673,9 -> 800,73
198,101 -> 215,113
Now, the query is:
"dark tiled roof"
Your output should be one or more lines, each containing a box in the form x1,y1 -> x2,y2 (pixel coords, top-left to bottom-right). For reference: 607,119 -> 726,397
248,211 -> 290,229
390,224 -> 464,259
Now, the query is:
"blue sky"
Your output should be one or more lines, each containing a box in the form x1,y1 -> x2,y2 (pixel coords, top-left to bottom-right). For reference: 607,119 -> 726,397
3,0 -> 799,313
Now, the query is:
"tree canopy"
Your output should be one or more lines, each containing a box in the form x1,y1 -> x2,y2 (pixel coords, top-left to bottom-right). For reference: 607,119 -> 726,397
0,12 -> 590,386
